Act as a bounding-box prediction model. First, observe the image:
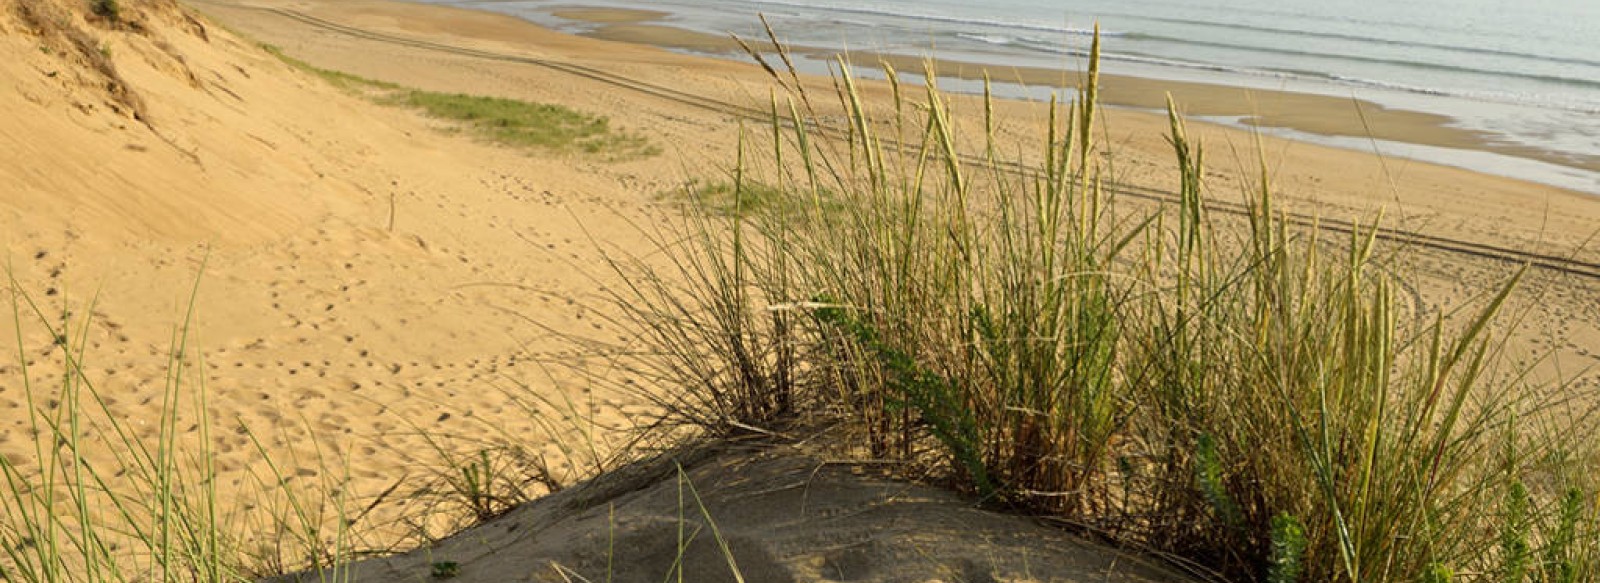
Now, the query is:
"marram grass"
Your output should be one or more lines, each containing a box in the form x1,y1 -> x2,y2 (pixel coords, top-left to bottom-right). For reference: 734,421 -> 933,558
594,28 -> 1600,582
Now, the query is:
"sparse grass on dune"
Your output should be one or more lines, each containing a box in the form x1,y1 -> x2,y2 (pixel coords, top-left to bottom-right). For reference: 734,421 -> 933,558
259,44 -> 399,93
0,279 -> 620,581
593,31 -> 1600,582
660,178 -> 843,218
261,44 -> 656,161
0,274 -> 349,582
392,92 -> 657,160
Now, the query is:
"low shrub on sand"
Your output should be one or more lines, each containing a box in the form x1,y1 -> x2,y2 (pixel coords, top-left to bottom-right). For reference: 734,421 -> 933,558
90,0 -> 120,23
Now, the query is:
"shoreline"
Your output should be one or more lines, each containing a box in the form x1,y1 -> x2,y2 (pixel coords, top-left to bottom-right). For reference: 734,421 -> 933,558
236,0 -> 1600,258
546,5 -> 1600,195
185,0 -> 1600,364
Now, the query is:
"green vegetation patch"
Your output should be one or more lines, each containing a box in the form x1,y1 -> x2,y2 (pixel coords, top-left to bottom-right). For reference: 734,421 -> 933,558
260,44 -> 652,160
391,91 -> 656,160
666,179 -> 841,217
260,44 -> 400,92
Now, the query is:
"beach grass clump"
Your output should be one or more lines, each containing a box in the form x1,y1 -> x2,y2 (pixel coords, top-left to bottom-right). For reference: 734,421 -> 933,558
595,30 -> 1600,581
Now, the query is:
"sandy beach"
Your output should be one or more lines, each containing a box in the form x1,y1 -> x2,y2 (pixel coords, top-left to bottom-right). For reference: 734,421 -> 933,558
2,0 -> 1598,578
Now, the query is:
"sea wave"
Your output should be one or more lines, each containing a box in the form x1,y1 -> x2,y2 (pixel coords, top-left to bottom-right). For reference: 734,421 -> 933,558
1119,15 -> 1600,70
967,27 -> 1600,101
1111,33 -> 1600,94
977,39 -> 1600,114
739,0 -> 1600,108
954,32 -> 1017,46
746,0 -> 1117,38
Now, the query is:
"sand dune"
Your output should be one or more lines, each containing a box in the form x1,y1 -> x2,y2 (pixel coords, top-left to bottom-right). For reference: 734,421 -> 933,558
2,0 -> 1598,579
1,0 -> 665,548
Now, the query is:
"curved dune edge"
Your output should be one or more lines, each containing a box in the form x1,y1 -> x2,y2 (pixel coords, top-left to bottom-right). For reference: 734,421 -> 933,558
266,443 -> 1194,583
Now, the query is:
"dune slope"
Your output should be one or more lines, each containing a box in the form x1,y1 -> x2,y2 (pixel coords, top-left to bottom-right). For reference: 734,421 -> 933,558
267,444 -> 1191,583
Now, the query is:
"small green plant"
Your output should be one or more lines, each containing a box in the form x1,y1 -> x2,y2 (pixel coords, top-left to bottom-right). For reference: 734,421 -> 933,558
1543,488 -> 1585,583
1195,434 -> 1242,530
452,449 -> 528,522
90,0 -> 119,22
1502,480 -> 1532,582
1268,513 -> 1306,583
1422,563 -> 1455,583
815,301 -> 992,497
430,560 -> 460,579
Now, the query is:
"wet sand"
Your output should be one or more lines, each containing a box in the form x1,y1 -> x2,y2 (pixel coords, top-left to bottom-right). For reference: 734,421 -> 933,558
548,6 -> 667,24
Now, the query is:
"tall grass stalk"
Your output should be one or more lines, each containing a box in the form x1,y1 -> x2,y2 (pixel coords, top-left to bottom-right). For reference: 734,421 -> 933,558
597,29 -> 1600,581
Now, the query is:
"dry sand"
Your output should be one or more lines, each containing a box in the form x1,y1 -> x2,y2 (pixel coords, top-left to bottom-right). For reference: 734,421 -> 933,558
2,0 -> 1598,578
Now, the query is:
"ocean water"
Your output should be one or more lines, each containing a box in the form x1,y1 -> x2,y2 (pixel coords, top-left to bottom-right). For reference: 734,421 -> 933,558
438,0 -> 1600,193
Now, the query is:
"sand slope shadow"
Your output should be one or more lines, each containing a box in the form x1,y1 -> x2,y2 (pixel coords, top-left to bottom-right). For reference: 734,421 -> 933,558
267,444 -> 1191,583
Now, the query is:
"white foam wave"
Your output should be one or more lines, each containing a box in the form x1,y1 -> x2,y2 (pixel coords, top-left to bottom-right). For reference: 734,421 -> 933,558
748,0 -> 1115,38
